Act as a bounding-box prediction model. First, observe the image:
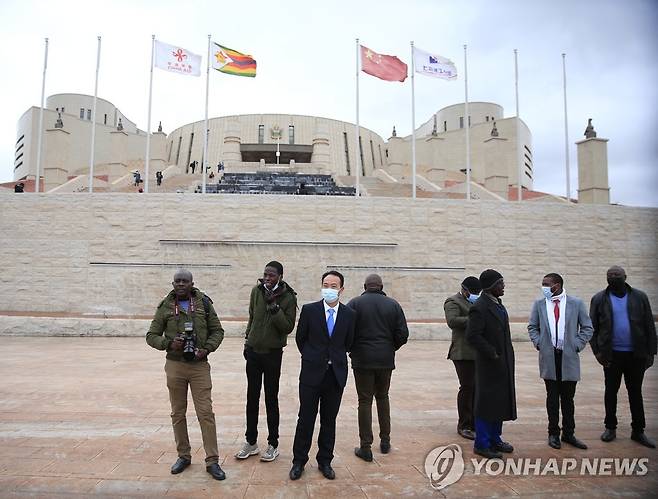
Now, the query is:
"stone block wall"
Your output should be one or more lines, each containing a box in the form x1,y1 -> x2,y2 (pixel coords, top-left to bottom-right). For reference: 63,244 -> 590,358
1,194 -> 656,337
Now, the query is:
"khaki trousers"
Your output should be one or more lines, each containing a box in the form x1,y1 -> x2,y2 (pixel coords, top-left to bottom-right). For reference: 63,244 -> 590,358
353,368 -> 393,449
165,359 -> 219,464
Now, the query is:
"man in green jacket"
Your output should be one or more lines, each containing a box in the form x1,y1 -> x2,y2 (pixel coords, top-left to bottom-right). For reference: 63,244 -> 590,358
235,261 -> 297,462
146,269 -> 226,480
444,276 -> 482,440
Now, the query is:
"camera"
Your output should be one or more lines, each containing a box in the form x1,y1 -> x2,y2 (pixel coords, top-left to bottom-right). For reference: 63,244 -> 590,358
181,321 -> 197,361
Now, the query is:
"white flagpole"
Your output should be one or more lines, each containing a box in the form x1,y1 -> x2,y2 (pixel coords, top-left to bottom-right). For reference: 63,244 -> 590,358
89,36 -> 101,194
410,41 -> 417,199
144,35 -> 155,193
515,48 -> 521,202
35,37 -> 48,193
464,44 -> 471,201
355,38 -> 360,197
562,53 -> 570,202
202,34 -> 211,194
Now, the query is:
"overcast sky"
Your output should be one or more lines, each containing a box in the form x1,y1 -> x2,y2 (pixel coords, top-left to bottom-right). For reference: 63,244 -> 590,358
1,0 -> 656,206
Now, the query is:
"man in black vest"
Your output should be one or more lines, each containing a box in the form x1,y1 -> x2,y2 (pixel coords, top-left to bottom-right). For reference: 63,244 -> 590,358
289,271 -> 355,480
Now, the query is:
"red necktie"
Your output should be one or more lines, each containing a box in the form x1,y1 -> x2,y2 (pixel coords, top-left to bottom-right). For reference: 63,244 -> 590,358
553,299 -> 560,348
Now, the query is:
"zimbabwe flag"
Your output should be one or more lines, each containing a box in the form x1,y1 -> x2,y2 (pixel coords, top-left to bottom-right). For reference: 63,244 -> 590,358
211,42 -> 257,77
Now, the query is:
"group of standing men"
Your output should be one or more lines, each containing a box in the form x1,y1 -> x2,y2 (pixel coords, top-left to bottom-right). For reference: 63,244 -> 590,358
445,266 -> 656,460
146,263 -> 409,481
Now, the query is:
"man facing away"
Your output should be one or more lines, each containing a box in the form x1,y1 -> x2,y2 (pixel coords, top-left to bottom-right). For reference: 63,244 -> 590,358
347,274 -> 409,462
528,273 -> 593,450
235,261 -> 297,462
466,269 -> 517,460
444,276 -> 482,441
146,269 -> 226,480
290,271 -> 355,481
590,265 -> 656,448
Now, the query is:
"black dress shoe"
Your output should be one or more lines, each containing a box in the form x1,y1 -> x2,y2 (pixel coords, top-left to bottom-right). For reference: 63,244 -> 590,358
380,441 -> 391,454
458,428 -> 476,440
493,441 -> 514,453
289,463 -> 304,480
318,463 -> 336,480
562,434 -> 588,449
474,447 -> 502,459
548,435 -> 561,449
206,463 -> 226,481
170,457 -> 191,474
631,432 -> 656,449
601,428 -> 616,442
354,446 -> 373,462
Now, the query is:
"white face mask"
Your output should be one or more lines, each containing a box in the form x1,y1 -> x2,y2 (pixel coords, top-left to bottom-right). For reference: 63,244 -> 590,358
321,288 -> 339,303
467,293 -> 480,304
541,286 -> 554,300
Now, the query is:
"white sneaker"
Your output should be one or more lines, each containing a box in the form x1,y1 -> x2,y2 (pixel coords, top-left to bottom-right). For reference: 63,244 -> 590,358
235,442 -> 259,459
260,444 -> 279,462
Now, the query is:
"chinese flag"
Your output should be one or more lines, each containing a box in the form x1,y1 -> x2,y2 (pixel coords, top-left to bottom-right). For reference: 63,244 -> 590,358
360,45 -> 407,82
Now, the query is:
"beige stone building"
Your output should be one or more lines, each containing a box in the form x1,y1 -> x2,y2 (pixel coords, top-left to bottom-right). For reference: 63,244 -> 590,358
13,93 -> 545,199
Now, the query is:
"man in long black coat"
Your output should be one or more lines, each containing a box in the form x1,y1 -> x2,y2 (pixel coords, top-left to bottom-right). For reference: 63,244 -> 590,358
466,269 -> 517,459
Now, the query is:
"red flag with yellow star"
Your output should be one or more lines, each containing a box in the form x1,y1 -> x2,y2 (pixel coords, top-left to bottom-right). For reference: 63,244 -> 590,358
360,45 -> 407,82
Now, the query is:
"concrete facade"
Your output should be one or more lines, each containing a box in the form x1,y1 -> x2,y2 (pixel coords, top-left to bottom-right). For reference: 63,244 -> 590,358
1,193 -> 655,337
14,94 -> 165,186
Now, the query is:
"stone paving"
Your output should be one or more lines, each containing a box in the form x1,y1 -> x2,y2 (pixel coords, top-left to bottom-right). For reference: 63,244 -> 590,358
0,337 -> 656,498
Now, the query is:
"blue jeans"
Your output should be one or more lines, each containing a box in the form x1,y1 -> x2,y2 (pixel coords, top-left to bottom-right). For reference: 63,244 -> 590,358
474,418 -> 503,449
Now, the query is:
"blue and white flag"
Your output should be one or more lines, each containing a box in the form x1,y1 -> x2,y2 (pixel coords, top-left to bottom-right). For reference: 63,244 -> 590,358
413,46 -> 457,80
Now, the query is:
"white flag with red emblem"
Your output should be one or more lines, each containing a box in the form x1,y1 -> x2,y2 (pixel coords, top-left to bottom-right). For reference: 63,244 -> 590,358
154,40 -> 201,76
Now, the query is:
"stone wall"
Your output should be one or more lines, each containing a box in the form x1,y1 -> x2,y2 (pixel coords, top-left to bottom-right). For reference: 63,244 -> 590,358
1,193 -> 656,338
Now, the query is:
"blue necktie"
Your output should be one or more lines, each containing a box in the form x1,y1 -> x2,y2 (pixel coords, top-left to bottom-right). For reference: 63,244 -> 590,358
326,308 -> 335,337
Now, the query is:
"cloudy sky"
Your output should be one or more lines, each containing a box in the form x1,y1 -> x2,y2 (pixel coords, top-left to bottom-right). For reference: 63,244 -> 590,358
1,0 -> 656,206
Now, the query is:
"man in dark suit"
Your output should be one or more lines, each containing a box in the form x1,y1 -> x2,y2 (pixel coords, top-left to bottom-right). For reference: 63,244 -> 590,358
466,269 -> 517,460
290,270 -> 355,481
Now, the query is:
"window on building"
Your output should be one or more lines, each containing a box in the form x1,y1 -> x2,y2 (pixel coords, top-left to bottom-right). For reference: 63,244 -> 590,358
459,117 -> 463,129
370,140 -> 376,171
443,121 -> 447,132
87,109 -> 91,120
288,125 -> 294,144
486,116 -> 489,122
378,144 -> 383,166
175,136 -> 182,165
343,132 -> 351,175
104,114 -> 107,125
186,132 -> 194,168
80,108 -> 85,119
258,125 -> 264,144
468,116 -> 471,127
359,136 -> 365,176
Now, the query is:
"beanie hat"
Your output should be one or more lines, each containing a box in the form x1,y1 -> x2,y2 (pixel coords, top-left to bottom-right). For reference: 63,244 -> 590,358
461,276 -> 482,294
266,260 -> 284,275
479,269 -> 503,290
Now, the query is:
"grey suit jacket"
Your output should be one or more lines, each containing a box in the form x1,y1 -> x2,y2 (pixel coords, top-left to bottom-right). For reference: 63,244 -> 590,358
528,295 -> 594,381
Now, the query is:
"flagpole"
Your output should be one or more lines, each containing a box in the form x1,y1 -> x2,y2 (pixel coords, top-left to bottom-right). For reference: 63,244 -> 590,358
514,48 -> 521,202
202,34 -> 211,194
410,41 -> 417,199
35,37 -> 48,193
89,36 -> 101,194
464,44 -> 471,201
562,53 -> 570,202
144,34 -> 155,193
355,38 -> 360,197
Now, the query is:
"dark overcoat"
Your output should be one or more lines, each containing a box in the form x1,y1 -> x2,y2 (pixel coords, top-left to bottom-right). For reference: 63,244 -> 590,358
466,294 -> 517,421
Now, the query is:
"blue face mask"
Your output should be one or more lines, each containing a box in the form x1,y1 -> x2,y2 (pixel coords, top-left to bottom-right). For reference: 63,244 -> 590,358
321,288 -> 339,303
541,286 -> 554,300
466,293 -> 480,304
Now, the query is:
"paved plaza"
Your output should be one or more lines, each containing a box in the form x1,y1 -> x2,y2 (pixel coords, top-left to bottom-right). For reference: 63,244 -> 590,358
0,337 -> 656,498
